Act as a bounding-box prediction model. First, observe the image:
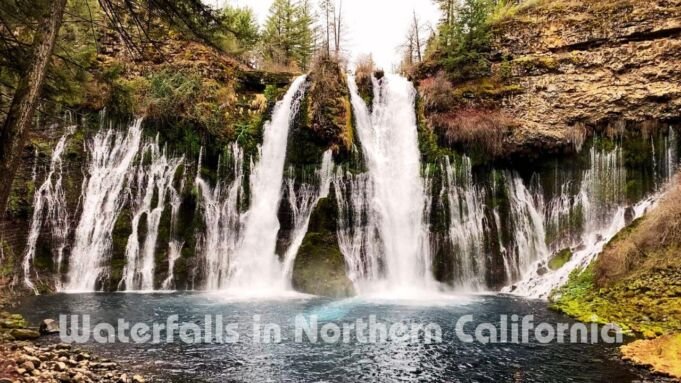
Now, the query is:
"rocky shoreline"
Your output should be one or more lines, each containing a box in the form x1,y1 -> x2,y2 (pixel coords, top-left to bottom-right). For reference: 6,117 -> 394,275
0,311 -> 147,383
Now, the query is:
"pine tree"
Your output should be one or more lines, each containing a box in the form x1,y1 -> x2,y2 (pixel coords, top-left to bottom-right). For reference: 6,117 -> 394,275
294,0 -> 317,70
262,0 -> 317,70
262,0 -> 296,67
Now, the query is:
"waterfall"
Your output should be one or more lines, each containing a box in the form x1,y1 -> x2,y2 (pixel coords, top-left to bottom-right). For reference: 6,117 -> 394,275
195,144 -> 245,290
192,75 -> 309,292
22,127 -> 74,293
665,126 -> 678,181
509,144 -> 638,298
227,75 -> 307,292
504,172 -> 549,278
281,150 -> 334,281
119,136 -> 183,291
442,156 -> 487,290
161,169 -> 186,290
64,119 -> 144,292
333,170 -> 380,285
346,75 -> 434,293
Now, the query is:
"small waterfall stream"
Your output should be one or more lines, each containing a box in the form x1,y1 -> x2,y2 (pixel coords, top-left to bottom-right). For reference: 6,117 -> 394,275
509,144 -> 645,298
65,119 -> 145,292
195,144 -> 245,290
281,150 -> 334,281
22,126 -> 74,293
119,137 -> 184,291
442,156 -> 487,290
223,75 -> 307,292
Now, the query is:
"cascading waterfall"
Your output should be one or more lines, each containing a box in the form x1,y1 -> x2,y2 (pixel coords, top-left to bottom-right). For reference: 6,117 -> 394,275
22,127 -> 74,293
333,170 -> 381,285
119,137 -> 183,291
161,168 -> 186,290
195,145 -> 245,290
509,144 -> 648,298
227,75 -> 307,292
281,150 -> 334,280
65,119 -> 144,292
503,172 -> 550,278
193,76 -> 309,292
442,156 -> 487,290
346,75 -> 434,293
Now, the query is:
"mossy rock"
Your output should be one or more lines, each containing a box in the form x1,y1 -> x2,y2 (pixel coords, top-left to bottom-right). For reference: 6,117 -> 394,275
0,313 -> 28,329
9,328 -> 40,340
548,248 -> 573,270
292,198 -> 354,298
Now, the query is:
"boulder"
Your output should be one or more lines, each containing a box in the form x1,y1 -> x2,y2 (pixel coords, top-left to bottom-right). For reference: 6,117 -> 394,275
40,318 -> 60,335
9,328 -> 40,340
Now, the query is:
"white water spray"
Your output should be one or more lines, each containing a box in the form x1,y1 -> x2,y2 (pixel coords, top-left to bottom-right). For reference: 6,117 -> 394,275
227,75 -> 307,292
281,150 -> 334,280
442,156 -> 487,290
65,119 -> 144,292
119,137 -> 183,291
22,127 -> 74,293
195,144 -> 245,290
346,75 -> 434,294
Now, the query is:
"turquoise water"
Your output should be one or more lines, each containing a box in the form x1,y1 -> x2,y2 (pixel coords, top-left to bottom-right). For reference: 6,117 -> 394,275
16,293 -> 666,382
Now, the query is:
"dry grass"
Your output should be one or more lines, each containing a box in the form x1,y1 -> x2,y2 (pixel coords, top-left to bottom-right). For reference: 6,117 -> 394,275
621,334 -> 681,379
419,72 -> 457,113
430,108 -> 514,158
354,54 -> 375,81
597,174 -> 681,285
354,54 -> 376,105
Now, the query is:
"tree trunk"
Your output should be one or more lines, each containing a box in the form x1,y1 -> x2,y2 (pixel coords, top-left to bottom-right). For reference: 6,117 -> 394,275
0,0 -> 68,217
334,0 -> 342,55
413,11 -> 422,62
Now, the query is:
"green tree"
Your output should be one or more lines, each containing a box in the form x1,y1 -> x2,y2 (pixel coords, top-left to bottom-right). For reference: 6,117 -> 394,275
262,0 -> 317,70
430,0 -> 494,80
294,0 -> 317,70
0,0 -> 68,218
219,5 -> 260,54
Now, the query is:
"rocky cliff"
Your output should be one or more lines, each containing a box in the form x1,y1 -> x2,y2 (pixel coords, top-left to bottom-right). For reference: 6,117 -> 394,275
418,0 -> 681,162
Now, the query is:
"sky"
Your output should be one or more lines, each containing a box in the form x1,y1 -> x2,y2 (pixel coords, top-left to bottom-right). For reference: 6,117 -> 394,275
209,0 -> 441,70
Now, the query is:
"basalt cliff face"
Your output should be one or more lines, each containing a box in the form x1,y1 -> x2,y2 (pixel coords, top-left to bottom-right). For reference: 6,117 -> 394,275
418,0 -> 681,161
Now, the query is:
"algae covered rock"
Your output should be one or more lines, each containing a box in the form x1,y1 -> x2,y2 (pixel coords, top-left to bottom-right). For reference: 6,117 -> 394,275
292,197 -> 354,298
548,248 -> 573,270
9,328 -> 40,340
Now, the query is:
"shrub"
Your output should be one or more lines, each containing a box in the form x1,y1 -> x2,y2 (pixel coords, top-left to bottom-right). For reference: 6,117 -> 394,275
430,107 -> 514,158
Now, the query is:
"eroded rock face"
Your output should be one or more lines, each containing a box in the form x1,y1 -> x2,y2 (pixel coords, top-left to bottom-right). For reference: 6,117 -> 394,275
421,0 -> 681,161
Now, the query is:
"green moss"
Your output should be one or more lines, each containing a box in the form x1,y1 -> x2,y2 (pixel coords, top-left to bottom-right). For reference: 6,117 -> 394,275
512,55 -> 559,73
109,208 -> 133,290
548,248 -> 572,270
292,197 -> 355,297
305,59 -> 353,155
551,260 -> 681,338
0,240 -> 16,279
452,79 -> 523,100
